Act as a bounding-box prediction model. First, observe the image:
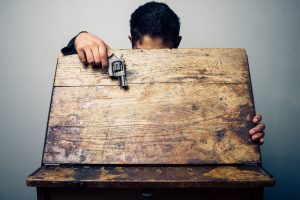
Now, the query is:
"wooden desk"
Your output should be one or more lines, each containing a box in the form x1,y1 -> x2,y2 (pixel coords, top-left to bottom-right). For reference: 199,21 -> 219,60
27,49 -> 274,199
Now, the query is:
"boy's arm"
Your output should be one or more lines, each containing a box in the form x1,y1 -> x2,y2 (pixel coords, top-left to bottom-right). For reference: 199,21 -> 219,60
61,31 -> 87,55
61,32 -> 109,70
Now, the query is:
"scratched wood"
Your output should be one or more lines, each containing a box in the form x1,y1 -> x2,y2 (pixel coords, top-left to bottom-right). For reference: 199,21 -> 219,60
54,49 -> 250,86
27,165 -> 274,188
43,48 -> 260,164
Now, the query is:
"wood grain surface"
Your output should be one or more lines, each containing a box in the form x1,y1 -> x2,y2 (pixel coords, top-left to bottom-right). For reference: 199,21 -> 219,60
54,49 -> 250,86
43,49 -> 260,164
27,165 -> 274,188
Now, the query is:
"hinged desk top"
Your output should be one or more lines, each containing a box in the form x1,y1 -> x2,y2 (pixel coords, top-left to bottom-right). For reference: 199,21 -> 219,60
43,48 -> 260,165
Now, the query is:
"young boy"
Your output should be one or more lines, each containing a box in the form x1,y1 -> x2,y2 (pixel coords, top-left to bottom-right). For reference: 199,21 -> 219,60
61,1 -> 265,144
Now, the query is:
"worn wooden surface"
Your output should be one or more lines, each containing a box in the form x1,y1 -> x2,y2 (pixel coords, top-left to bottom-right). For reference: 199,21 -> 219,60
54,49 -> 250,86
27,165 -> 274,188
43,48 -> 260,164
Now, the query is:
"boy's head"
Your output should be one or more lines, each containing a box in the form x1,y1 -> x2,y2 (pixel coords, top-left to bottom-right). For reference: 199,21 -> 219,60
129,1 -> 181,49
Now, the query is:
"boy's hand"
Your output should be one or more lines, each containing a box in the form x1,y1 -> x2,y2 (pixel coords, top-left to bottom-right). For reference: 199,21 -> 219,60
74,32 -> 109,70
249,114 -> 265,144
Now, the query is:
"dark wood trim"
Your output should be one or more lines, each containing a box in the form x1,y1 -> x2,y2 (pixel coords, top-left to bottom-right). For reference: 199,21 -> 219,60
27,165 -> 274,188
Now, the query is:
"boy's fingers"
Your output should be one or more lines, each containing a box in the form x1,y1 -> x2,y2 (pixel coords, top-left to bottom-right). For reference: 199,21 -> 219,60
253,114 -> 262,123
85,48 -> 95,66
259,138 -> 264,144
99,45 -> 108,70
77,49 -> 87,65
251,132 -> 265,141
105,44 -> 113,57
255,123 -> 266,131
91,47 -> 101,66
249,123 -> 265,135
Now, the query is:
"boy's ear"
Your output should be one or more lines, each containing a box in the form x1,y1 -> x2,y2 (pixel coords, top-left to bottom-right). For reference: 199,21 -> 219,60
128,35 -> 135,48
175,36 -> 182,48
128,35 -> 132,42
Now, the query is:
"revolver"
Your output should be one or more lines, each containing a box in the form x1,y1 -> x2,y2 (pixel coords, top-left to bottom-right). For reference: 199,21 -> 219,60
108,54 -> 128,88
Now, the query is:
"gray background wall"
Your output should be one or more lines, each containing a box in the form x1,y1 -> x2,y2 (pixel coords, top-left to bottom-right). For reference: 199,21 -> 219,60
0,0 -> 299,199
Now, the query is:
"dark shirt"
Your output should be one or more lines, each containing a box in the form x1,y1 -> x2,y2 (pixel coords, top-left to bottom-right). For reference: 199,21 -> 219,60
61,31 -> 86,55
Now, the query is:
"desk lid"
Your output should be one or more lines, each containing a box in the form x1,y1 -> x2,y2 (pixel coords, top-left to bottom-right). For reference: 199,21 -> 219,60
43,49 -> 260,164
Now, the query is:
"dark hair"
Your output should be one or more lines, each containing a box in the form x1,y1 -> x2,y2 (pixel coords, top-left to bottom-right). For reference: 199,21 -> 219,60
130,1 -> 180,48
